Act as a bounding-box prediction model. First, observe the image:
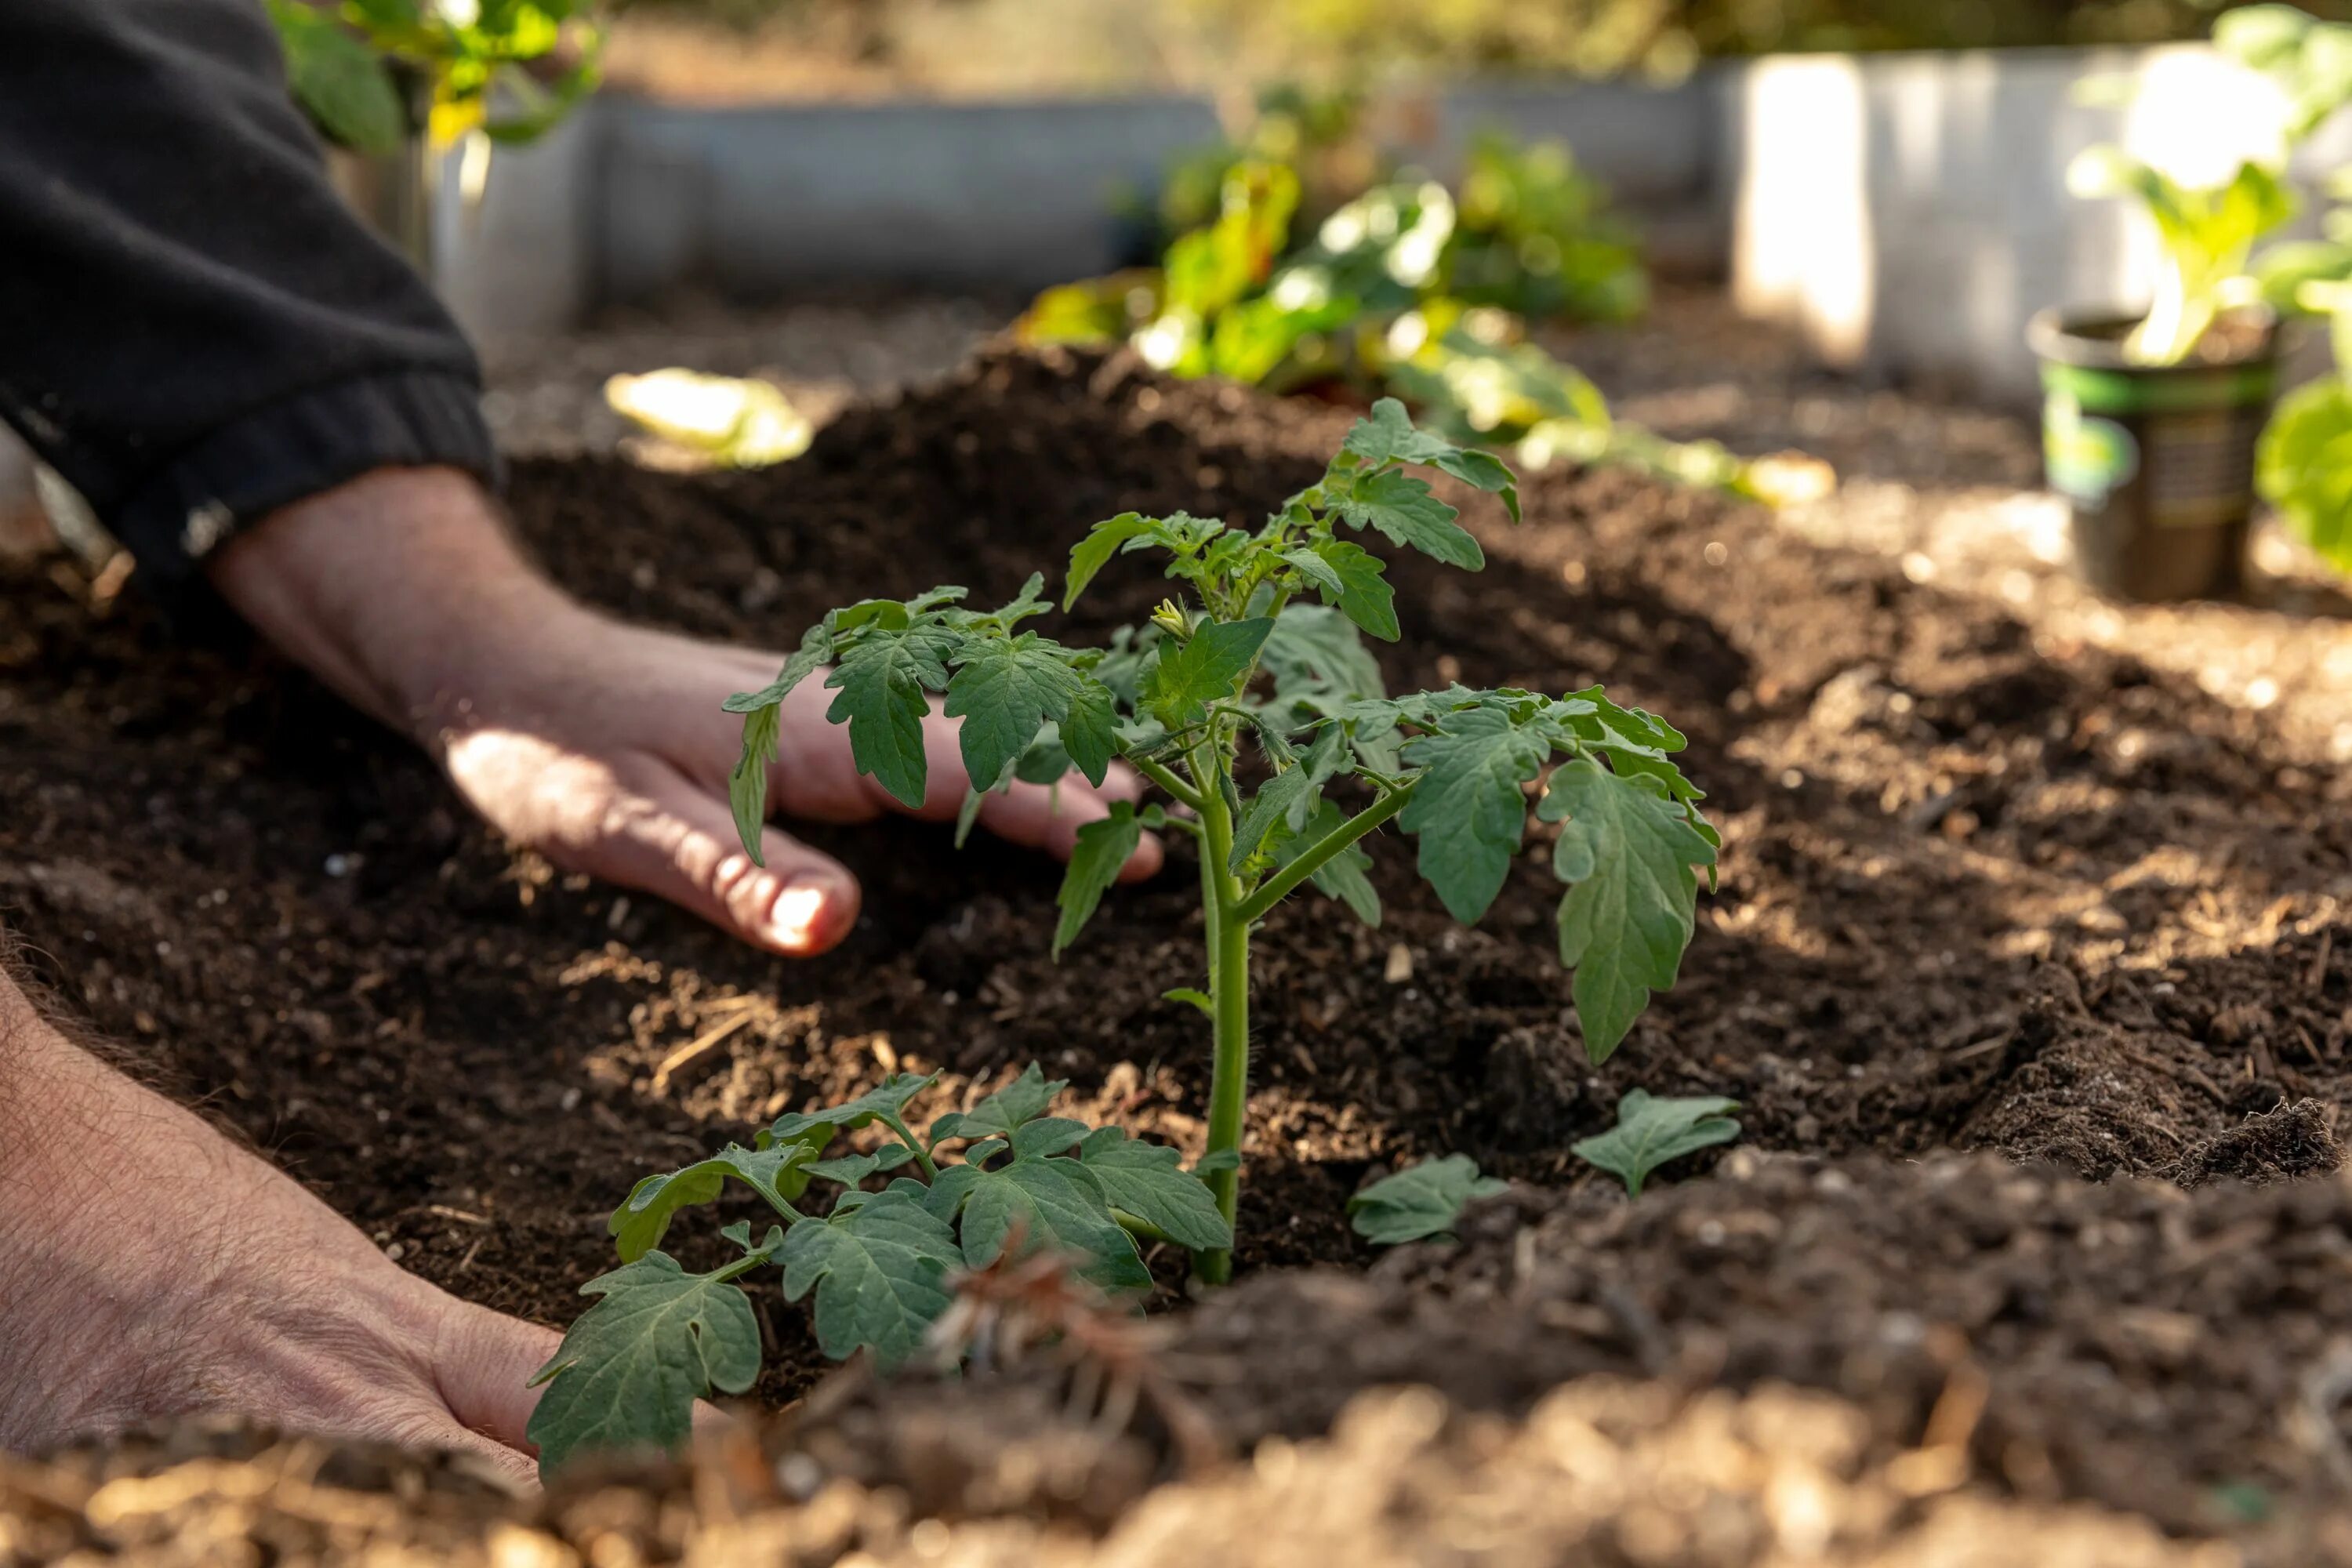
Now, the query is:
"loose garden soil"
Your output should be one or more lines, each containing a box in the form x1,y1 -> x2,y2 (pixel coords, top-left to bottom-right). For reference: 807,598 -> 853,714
6,345 -> 2352,1563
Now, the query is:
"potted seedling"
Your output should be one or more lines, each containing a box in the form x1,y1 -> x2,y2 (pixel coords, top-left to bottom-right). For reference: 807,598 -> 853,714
523,402 -> 1718,1473
267,0 -> 601,272
2031,149 -> 2293,600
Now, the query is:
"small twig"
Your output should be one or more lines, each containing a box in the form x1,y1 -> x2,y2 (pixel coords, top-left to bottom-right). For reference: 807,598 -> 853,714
652,1011 -> 758,1094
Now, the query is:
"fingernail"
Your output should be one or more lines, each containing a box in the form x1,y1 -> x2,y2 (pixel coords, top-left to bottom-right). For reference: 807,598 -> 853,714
769,878 -> 833,949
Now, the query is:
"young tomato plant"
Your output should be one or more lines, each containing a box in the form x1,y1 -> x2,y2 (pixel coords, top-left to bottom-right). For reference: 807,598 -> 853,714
724,400 -> 1716,1284
526,1065 -> 1229,1474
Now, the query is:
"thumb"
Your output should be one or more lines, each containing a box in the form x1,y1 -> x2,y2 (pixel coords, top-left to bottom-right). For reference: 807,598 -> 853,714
430,1296 -> 562,1456
584,761 -> 863,956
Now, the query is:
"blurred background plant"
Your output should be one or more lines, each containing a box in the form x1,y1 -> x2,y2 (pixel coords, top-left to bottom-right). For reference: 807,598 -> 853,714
268,0 -> 604,154
593,0 -> 2352,103
1020,90 -> 1825,504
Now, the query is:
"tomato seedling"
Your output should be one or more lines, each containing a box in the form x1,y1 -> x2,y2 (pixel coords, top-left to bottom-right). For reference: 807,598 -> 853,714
527,1064 -> 1227,1473
724,400 -> 1715,1284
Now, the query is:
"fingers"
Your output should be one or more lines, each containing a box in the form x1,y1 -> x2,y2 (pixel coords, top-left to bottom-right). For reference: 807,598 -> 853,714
974,762 -> 1165,884
584,760 -> 863,956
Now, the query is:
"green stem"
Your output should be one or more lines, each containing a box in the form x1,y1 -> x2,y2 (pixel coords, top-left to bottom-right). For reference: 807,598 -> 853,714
1230,782 -> 1415,927
1191,739 -> 1251,1286
877,1112 -> 939,1180
1129,753 -> 1205,813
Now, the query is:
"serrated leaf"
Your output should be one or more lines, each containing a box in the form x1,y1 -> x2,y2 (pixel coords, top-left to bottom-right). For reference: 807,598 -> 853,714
768,1073 -> 938,1152
723,622 -> 835,713
804,1143 -> 920,1187
1346,1154 -> 1507,1246
1261,604 -> 1388,724
729,703 -> 780,863
779,1186 -> 960,1367
945,634 -> 1113,793
1231,725 -> 1350,871
1541,759 -> 1716,1062
950,1152 -> 1151,1290
1399,706 -> 1548,924
1054,800 -> 1142,956
526,1252 -> 763,1473
931,1062 -> 1071,1145
609,1142 -> 817,1263
1145,617 -> 1275,726
1334,469 -> 1484,571
1274,797 -> 1381,927
1076,1126 -> 1234,1250
1339,397 -> 1455,467
1066,512 -> 1158,608
1571,1089 -> 1740,1196
1163,986 -> 1214,1016
1288,539 -> 1400,641
824,626 -> 958,809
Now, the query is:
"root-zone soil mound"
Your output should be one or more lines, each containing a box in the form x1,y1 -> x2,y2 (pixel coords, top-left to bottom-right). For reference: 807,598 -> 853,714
5,347 -> 2352,1559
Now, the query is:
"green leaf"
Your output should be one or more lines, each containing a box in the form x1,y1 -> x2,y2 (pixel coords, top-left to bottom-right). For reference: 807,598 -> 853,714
1145,617 -> 1275,726
942,1151 -> 1151,1291
1542,759 -> 1717,1062
1275,797 -> 1382,927
2259,377 -> 2352,570
729,703 -> 780,863
824,626 -> 958,809
723,622 -> 835,713
944,634 -> 1115,794
778,1186 -> 960,1367
1334,470 -> 1483,571
1076,1126 -> 1234,1250
1058,678 -> 1120,786
930,1062 -> 1070,1147
1347,1155 -> 1507,1246
804,1144 -> 920,1187
526,1252 -> 763,1473
1053,800 -> 1142,956
1231,725 -> 1350,871
1399,706 -> 1548,924
1066,512 -> 1157,608
768,1073 -> 938,1152
268,0 -> 408,154
1261,604 -> 1388,728
609,1142 -> 816,1263
1163,986 -> 1215,1016
1287,539 -> 1399,641
1571,1089 -> 1740,1196
1339,397 -> 1521,521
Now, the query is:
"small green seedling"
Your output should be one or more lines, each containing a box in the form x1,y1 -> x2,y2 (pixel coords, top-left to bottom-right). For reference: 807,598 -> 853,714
1572,1089 -> 1740,1196
526,1064 -> 1228,1474
2066,147 -> 2296,365
724,401 -> 1715,1286
1348,1154 -> 1508,1244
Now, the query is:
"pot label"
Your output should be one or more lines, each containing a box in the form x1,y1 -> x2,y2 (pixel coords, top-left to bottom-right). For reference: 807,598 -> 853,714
2043,392 -> 2138,503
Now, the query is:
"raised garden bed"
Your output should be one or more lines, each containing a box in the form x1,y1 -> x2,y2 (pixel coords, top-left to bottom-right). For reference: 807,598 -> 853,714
4,345 -> 2352,1562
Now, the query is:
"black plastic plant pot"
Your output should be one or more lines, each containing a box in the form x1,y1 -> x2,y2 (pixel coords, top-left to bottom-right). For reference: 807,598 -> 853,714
2027,307 -> 2279,601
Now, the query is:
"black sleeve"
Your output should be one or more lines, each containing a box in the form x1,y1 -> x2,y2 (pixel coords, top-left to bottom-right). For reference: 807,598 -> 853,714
0,0 -> 499,591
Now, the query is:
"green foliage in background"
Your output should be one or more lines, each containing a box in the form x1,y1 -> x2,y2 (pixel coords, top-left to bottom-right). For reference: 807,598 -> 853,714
268,0 -> 603,153
1025,99 -> 1825,505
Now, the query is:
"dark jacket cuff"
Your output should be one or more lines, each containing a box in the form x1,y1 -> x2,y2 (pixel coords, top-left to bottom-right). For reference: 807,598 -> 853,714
108,369 -> 502,589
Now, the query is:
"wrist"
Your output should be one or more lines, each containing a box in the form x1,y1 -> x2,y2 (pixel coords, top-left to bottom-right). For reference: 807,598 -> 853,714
205,467 -> 596,746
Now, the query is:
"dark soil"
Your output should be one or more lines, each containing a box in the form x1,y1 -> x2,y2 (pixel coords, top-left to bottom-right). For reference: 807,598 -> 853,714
6,346 -> 2352,1557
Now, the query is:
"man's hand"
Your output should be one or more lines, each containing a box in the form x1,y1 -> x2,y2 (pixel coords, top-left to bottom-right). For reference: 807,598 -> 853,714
209,468 -> 1162,955
0,970 -> 558,1483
